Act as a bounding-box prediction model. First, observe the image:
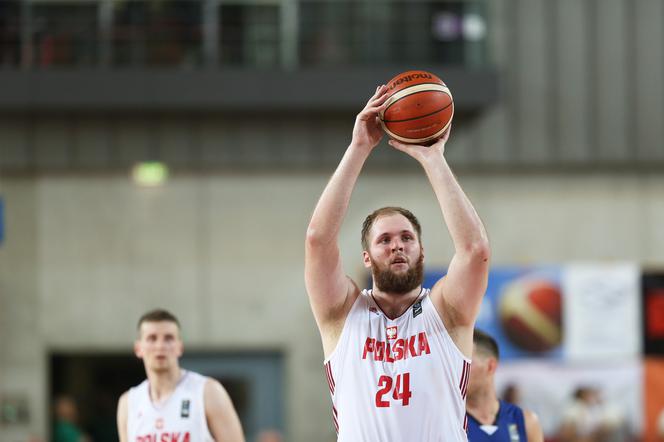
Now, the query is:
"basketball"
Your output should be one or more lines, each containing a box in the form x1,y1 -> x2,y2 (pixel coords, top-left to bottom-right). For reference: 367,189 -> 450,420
498,277 -> 562,353
379,70 -> 454,144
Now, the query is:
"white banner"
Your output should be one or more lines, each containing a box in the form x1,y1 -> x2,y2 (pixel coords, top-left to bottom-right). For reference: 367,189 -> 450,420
562,262 -> 641,361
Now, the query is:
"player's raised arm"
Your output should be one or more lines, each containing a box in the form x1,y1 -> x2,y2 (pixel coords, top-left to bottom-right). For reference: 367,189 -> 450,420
304,86 -> 388,344
389,130 -> 490,354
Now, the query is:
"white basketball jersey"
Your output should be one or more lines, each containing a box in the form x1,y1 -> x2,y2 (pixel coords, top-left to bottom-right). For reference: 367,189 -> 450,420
324,288 -> 471,442
127,370 -> 214,442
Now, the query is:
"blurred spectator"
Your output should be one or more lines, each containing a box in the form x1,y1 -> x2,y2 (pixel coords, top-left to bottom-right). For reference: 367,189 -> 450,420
500,383 -> 522,406
52,395 -> 88,442
557,386 -> 629,442
256,429 -> 283,442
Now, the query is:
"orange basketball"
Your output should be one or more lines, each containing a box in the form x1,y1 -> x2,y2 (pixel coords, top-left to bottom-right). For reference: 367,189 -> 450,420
499,278 -> 563,353
379,70 -> 454,144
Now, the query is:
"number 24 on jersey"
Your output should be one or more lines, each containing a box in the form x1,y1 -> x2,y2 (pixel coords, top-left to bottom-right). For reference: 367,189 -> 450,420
375,373 -> 412,407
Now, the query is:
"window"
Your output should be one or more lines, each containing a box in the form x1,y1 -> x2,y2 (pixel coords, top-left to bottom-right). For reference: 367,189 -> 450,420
113,0 -> 203,67
299,1 -> 488,66
31,3 -> 99,67
219,4 -> 281,67
0,1 -> 21,67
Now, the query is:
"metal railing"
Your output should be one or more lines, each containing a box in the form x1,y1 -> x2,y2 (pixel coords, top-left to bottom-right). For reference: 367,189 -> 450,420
0,0 -> 488,70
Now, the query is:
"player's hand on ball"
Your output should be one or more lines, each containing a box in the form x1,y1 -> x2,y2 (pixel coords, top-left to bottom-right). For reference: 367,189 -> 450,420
352,85 -> 389,150
388,126 -> 451,162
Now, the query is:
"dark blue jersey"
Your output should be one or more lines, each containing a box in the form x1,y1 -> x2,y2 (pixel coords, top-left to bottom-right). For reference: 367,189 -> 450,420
467,400 -> 528,442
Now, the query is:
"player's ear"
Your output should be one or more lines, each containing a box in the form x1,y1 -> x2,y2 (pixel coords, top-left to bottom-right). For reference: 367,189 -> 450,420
176,338 -> 184,357
134,340 -> 143,359
487,357 -> 498,374
362,250 -> 372,268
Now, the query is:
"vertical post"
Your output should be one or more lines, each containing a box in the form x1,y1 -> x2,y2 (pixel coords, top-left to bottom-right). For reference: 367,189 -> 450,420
202,0 -> 219,67
20,0 -> 32,69
280,0 -> 298,70
99,0 -> 113,67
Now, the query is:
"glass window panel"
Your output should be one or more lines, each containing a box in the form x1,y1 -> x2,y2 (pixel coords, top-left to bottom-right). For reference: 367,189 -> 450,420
299,1 -> 488,67
0,1 -> 21,67
31,3 -> 99,68
112,0 -> 203,67
219,4 -> 280,68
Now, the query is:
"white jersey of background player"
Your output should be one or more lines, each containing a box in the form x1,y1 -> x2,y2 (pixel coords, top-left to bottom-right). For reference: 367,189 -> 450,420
117,309 -> 245,442
305,85 -> 490,441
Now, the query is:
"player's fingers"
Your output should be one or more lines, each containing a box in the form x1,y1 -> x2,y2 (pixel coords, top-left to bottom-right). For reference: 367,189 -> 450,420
366,85 -> 382,103
388,139 -> 412,152
440,125 -> 452,142
366,85 -> 388,107
359,104 -> 386,121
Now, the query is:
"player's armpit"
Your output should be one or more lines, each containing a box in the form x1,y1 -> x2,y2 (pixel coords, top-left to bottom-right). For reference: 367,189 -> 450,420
204,378 -> 246,442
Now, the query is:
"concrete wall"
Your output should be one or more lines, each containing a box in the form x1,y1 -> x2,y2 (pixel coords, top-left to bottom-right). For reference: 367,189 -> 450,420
1,169 -> 664,441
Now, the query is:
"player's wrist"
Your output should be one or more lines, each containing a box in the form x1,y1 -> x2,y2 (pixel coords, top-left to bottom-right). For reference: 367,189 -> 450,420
349,140 -> 377,153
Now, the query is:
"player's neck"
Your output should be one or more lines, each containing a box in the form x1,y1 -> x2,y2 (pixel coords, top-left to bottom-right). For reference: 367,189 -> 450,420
371,285 -> 421,319
467,388 -> 499,425
147,366 -> 183,404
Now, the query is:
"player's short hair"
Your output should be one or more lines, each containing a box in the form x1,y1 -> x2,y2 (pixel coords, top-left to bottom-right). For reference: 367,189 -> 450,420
137,308 -> 181,331
361,206 -> 422,250
473,329 -> 499,360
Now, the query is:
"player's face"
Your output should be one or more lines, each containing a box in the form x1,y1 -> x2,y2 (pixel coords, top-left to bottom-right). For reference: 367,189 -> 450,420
467,345 -> 492,396
135,321 -> 183,373
364,214 -> 424,294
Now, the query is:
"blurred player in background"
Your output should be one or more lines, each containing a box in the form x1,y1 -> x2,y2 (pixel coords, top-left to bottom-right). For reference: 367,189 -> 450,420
116,309 -> 244,442
466,329 -> 543,442
305,85 -> 490,441
53,395 -> 89,442
557,385 -> 629,442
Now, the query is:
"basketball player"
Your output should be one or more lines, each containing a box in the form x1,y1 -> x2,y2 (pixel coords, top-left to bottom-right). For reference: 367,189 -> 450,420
117,309 -> 245,442
305,85 -> 490,441
466,330 -> 543,442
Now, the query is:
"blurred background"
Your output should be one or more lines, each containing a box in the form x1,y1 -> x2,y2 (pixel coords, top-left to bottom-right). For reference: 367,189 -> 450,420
0,0 -> 663,441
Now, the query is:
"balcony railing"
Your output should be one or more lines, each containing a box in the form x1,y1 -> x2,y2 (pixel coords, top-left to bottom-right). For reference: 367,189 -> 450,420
0,0 -> 489,70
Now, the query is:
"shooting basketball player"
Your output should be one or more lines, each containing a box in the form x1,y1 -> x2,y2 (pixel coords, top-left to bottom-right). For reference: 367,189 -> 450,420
117,309 -> 245,442
467,330 -> 543,442
305,85 -> 490,441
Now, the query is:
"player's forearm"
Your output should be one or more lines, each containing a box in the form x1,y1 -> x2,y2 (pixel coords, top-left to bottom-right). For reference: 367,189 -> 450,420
422,152 -> 489,255
307,143 -> 372,244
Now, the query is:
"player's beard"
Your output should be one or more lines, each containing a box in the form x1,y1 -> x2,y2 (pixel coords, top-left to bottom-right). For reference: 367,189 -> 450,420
372,252 -> 424,294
